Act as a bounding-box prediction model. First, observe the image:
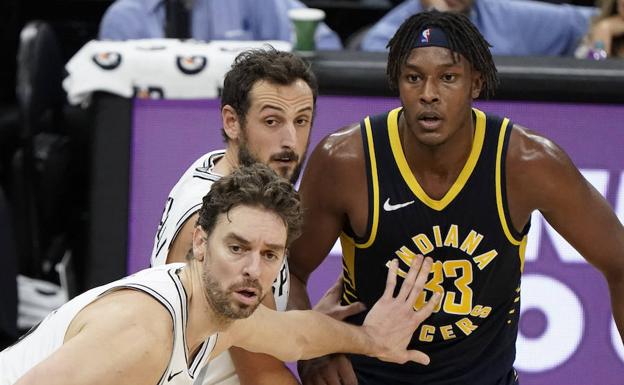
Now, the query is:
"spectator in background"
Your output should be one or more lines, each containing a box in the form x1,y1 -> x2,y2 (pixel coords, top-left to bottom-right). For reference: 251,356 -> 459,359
360,0 -> 596,56
99,0 -> 342,49
576,0 -> 624,58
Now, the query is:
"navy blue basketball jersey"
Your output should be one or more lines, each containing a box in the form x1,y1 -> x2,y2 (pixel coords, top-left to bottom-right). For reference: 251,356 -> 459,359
340,108 -> 528,385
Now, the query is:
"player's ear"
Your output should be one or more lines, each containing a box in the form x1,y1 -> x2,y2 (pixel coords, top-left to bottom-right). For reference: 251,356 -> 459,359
222,105 -> 242,141
192,226 -> 207,261
471,70 -> 483,99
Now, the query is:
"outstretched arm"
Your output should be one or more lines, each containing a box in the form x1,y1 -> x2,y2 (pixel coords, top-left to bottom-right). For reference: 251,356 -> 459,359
507,126 -> 624,343
230,294 -> 299,385
229,256 -> 439,363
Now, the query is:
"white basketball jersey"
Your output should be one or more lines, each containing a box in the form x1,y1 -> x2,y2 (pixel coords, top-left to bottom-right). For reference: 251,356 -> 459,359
149,150 -> 291,385
0,264 -> 217,385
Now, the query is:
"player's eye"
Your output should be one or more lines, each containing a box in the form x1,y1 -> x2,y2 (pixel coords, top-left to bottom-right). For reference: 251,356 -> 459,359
265,118 -> 279,126
296,117 -> 310,126
406,74 -> 421,83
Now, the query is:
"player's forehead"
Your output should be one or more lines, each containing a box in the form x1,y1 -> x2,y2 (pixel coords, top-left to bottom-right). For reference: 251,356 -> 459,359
212,205 -> 287,247
402,46 -> 469,72
402,25 -> 472,71
247,79 -> 314,114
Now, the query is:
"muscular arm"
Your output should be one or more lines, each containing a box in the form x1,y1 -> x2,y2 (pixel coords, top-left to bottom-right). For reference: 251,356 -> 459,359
507,125 -> 624,342
230,294 -> 299,385
287,125 -> 367,385
230,258 -> 437,364
15,290 -> 173,385
288,124 -> 367,311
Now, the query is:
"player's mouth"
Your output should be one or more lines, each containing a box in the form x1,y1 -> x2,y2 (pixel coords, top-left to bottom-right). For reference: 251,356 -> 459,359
233,287 -> 260,306
271,151 -> 298,165
417,111 -> 443,130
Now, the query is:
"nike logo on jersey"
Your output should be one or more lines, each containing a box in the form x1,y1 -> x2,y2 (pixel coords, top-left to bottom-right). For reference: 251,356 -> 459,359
383,198 -> 415,211
168,370 -> 183,382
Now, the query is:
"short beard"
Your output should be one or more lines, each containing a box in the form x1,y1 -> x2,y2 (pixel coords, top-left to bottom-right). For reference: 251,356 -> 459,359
237,129 -> 307,184
201,268 -> 262,321
237,141 -> 260,168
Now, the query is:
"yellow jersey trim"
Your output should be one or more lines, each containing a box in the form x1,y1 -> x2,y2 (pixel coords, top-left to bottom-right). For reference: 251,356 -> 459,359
518,235 -> 527,273
495,118 -> 522,246
388,108 -> 486,211
340,234 -> 357,298
342,116 -> 381,248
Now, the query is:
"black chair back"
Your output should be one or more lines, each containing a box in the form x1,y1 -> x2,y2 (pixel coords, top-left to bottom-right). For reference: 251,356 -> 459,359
12,20 -> 68,278
16,20 -> 64,139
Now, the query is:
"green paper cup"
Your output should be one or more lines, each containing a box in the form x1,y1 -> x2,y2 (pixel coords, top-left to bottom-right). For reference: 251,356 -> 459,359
288,8 -> 326,52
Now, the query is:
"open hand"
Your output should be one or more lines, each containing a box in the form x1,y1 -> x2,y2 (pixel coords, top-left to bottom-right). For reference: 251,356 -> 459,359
313,275 -> 366,321
362,256 -> 439,365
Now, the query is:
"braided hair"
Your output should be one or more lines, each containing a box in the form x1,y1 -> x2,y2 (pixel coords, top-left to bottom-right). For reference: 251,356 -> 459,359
386,10 -> 498,98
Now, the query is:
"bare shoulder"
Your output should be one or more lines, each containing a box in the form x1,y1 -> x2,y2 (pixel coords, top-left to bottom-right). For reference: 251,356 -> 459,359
507,124 -> 578,178
300,122 -> 367,215
29,289 -> 177,385
506,124 -> 583,210
308,123 -> 363,170
303,122 -> 365,194
508,124 -> 566,165
68,288 -> 174,345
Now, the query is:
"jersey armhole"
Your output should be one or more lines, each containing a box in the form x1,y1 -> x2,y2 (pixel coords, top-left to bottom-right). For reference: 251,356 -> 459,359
341,115 -> 378,248
496,120 -> 530,243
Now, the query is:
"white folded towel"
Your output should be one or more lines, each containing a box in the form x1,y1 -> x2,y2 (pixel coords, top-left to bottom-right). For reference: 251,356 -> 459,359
63,39 -> 292,106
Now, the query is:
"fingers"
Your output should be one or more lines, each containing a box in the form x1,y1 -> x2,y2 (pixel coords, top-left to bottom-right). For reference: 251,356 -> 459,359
300,355 -> 357,385
336,301 -> 367,320
415,291 -> 441,322
397,254 -> 424,301
320,369 -> 342,385
406,349 -> 431,365
334,354 -> 358,385
406,256 -> 433,305
382,259 -> 398,299
328,275 -> 343,294
322,275 -> 343,301
313,276 -> 343,314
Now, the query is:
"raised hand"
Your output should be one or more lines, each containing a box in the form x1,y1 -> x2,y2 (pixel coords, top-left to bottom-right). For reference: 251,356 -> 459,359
362,256 -> 439,365
313,275 -> 366,321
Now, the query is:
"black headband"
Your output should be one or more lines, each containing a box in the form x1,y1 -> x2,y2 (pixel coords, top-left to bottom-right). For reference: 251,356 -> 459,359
413,26 -> 451,50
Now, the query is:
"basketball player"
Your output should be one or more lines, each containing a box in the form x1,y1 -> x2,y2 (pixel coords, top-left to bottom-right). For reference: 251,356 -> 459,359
288,11 -> 624,385
0,164 -> 440,385
151,47 -> 364,385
